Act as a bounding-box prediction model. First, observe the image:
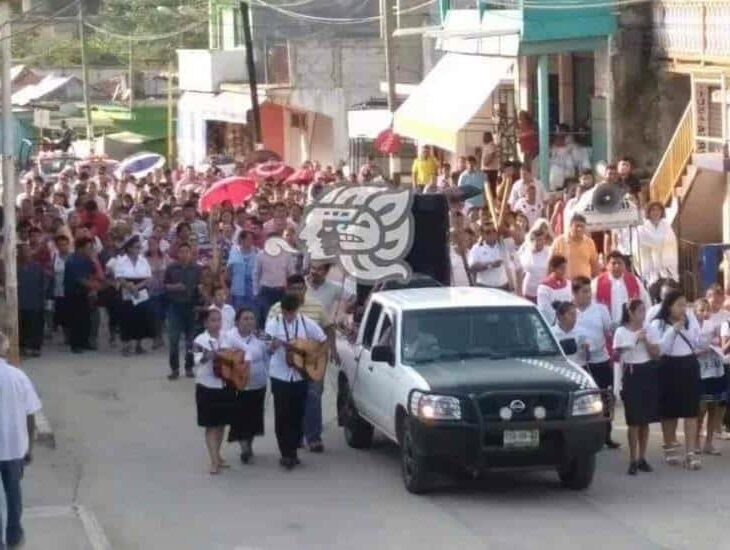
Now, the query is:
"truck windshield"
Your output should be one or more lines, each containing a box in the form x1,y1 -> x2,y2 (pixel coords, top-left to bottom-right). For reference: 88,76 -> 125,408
401,307 -> 561,366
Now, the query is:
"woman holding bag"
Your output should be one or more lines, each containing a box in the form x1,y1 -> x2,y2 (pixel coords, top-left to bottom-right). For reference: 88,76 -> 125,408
613,299 -> 661,475
221,308 -> 270,464
651,290 -> 703,470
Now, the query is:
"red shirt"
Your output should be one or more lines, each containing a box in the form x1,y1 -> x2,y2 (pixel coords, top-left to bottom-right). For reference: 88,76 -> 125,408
81,211 -> 110,239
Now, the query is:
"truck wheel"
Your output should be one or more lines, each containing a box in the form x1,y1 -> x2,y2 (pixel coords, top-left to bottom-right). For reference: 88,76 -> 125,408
558,454 -> 596,490
401,421 -> 433,494
343,395 -> 374,449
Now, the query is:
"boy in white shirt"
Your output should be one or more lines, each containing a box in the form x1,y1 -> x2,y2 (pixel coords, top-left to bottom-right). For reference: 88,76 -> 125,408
209,286 -> 236,334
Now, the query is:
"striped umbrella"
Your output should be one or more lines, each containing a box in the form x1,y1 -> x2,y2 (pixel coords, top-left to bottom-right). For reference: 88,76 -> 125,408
248,160 -> 294,182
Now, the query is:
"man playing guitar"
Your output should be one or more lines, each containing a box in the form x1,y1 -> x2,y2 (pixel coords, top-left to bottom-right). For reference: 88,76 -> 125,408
265,293 -> 327,470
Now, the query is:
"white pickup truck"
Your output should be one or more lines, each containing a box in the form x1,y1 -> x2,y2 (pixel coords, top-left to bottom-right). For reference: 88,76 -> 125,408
336,286 -> 606,494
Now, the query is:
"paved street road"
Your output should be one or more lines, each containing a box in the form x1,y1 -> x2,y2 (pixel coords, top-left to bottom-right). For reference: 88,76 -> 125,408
18,342 -> 730,550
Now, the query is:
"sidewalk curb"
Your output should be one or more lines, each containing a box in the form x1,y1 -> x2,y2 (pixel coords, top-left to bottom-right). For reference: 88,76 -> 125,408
35,409 -> 56,449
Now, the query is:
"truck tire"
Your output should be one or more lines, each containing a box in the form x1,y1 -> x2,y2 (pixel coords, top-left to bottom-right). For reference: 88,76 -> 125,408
343,394 -> 374,449
558,453 -> 596,490
401,420 -> 433,494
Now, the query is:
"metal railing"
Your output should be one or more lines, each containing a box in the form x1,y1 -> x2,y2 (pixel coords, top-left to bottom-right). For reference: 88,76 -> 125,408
649,102 -> 694,204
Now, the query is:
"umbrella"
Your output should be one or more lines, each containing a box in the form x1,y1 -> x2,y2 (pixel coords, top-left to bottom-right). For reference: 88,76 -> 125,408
199,177 -> 257,212
76,155 -> 118,175
374,128 -> 402,155
284,166 -> 315,185
115,152 -> 165,179
244,149 -> 281,167
248,160 -> 294,182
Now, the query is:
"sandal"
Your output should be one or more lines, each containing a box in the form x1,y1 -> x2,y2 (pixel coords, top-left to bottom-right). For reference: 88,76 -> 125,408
684,452 -> 702,471
663,443 -> 682,465
209,464 -> 220,475
703,446 -> 722,456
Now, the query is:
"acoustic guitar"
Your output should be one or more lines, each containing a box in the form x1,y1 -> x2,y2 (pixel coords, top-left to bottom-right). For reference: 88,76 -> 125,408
286,339 -> 329,382
212,348 -> 250,391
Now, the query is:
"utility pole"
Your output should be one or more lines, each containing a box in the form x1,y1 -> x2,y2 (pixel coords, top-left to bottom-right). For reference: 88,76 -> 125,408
241,1 -> 262,144
1,0 -> 19,363
78,0 -> 94,149
381,0 -> 397,178
128,39 -> 134,111
167,60 -> 174,164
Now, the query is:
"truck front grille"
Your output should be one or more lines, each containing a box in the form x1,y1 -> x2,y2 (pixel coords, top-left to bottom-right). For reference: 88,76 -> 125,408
478,392 -> 568,421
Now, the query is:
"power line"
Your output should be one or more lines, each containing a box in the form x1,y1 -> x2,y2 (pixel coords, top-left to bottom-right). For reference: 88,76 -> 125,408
249,0 -> 436,24
83,19 -> 207,42
0,0 -> 81,43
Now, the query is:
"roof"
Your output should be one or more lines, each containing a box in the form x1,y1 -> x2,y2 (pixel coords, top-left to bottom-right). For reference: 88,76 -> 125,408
12,74 -> 79,106
374,287 -> 533,311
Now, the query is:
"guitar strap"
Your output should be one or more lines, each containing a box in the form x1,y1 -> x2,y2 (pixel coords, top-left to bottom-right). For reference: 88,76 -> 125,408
282,315 -> 300,342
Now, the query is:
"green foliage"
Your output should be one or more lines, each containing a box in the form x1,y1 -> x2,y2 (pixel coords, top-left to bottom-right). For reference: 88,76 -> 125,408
13,0 -> 208,68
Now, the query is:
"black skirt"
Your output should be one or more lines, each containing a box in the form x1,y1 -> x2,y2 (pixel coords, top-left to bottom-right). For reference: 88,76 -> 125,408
621,361 -> 660,426
659,354 -> 701,420
196,384 -> 236,428
228,387 -> 267,442
119,299 -> 153,341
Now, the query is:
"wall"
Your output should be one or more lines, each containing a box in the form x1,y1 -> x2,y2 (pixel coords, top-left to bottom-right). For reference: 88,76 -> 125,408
260,102 -> 285,158
289,36 -> 424,165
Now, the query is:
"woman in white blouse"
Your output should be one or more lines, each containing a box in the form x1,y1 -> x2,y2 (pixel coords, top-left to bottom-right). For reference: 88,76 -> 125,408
113,235 -> 153,356
517,229 -> 550,301
193,309 -> 234,475
638,202 -> 678,285
221,308 -> 270,464
551,301 -> 588,366
651,290 -> 702,470
613,299 -> 661,475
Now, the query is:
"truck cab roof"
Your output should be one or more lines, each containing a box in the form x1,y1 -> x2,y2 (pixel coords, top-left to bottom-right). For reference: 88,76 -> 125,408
373,287 -> 534,312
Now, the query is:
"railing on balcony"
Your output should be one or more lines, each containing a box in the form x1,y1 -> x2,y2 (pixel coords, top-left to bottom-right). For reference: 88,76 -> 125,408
649,102 -> 694,204
654,0 -> 730,59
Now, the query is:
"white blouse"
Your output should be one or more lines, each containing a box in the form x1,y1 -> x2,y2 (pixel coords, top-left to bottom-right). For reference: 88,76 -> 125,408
221,328 -> 270,390
552,324 -> 588,366
113,254 -> 152,303
651,318 -> 701,357
518,247 -> 550,298
193,331 -> 223,389
613,326 -> 659,365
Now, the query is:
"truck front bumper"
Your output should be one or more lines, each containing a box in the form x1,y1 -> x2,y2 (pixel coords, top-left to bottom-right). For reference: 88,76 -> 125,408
409,415 -> 607,471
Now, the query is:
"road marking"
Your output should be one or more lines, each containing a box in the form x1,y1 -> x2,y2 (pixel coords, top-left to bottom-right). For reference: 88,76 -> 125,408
23,505 -> 112,550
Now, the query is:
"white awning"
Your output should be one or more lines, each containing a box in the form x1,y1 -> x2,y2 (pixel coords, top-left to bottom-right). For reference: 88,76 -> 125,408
393,53 -> 514,152
347,109 -> 392,139
177,91 -> 252,124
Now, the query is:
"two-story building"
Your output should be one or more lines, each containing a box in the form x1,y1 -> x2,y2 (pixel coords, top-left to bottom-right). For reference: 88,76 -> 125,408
176,0 -> 428,169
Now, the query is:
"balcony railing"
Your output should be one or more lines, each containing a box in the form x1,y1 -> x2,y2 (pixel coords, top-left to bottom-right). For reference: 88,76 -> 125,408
649,102 -> 694,204
654,0 -> 730,60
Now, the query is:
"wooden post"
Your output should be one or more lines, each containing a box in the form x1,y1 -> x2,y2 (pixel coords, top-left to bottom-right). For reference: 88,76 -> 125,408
1,0 -> 19,363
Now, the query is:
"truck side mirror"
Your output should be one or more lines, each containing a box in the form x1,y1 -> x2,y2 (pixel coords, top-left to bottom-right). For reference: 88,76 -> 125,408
371,344 -> 395,366
559,338 -> 578,356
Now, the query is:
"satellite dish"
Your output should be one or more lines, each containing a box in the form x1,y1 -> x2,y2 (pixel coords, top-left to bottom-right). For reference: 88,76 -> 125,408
592,183 -> 624,214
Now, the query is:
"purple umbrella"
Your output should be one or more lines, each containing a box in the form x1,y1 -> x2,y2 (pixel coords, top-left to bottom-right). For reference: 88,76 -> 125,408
115,152 -> 165,179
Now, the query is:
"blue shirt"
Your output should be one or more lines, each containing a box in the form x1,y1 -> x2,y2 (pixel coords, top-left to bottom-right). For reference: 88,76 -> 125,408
458,170 -> 486,208
63,252 -> 94,297
227,246 -> 258,299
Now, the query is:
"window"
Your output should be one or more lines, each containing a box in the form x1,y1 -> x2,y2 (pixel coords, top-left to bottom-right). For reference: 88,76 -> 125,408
291,112 -> 307,130
362,302 -> 383,349
377,315 -> 394,349
401,307 -> 561,366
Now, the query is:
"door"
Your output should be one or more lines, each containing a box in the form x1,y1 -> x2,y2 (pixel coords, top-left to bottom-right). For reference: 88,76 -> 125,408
352,301 -> 382,421
367,311 -> 399,436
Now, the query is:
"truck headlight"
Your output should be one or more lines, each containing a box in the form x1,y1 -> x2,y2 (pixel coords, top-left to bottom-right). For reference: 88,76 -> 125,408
410,391 -> 462,421
572,392 -> 603,416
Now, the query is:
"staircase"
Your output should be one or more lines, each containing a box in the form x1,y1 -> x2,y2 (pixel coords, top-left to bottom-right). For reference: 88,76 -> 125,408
649,102 -> 695,208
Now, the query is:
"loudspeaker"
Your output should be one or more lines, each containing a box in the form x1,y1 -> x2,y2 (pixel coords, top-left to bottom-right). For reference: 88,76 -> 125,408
356,193 -> 451,309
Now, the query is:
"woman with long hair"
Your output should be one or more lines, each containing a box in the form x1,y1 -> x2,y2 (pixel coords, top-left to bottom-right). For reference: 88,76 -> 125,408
614,299 -> 661,475
221,308 -> 270,464
651,290 -> 702,470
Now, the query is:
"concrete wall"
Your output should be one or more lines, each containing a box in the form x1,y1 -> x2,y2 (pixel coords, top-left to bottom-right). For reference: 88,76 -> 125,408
677,168 -> 726,243
289,35 -> 424,165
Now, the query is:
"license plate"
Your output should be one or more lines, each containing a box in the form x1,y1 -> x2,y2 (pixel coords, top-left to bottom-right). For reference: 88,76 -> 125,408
503,430 -> 540,449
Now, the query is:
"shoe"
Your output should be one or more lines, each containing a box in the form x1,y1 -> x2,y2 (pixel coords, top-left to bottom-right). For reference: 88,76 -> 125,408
8,530 -> 25,548
627,461 -> 638,476
240,441 -> 253,464
71,347 -> 84,354
605,439 -> 621,450
637,458 -> 653,473
135,345 -> 146,355
279,457 -> 295,470
185,369 -> 195,378
308,441 -> 324,453
167,372 -> 180,381
684,452 -> 702,471
294,456 -> 301,465
703,446 -> 722,456
84,344 -> 98,351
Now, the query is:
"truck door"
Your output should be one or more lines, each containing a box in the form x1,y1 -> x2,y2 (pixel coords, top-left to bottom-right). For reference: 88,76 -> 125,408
352,301 -> 383,421
367,311 -> 399,436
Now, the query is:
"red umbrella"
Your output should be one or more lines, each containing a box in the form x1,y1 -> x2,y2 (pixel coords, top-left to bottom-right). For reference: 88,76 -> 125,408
374,128 -> 402,154
199,177 -> 257,212
248,160 -> 294,182
284,166 -> 315,185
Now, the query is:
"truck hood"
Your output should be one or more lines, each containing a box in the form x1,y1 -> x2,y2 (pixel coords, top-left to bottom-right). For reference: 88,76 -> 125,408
413,356 -> 595,396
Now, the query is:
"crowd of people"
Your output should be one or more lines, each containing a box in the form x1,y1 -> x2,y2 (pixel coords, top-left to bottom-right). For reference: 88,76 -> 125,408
0,136 -> 723,491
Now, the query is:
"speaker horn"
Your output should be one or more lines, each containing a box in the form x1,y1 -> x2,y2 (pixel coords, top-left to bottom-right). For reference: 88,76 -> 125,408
592,183 -> 625,214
